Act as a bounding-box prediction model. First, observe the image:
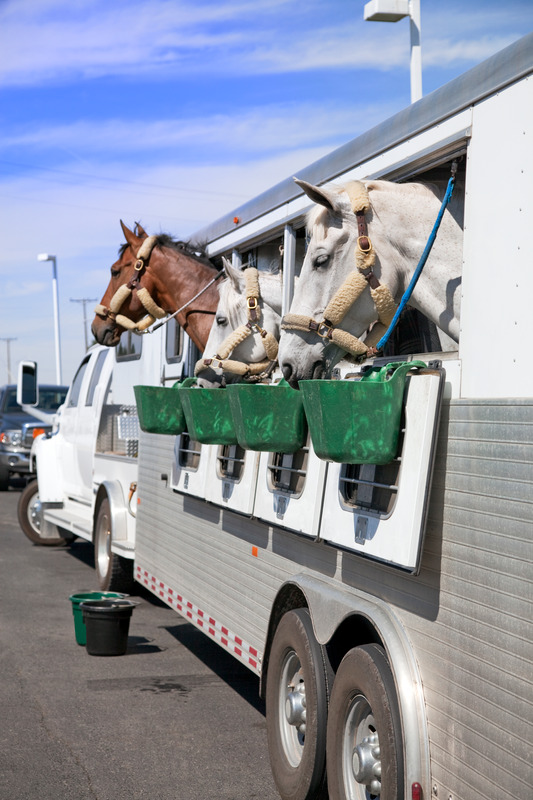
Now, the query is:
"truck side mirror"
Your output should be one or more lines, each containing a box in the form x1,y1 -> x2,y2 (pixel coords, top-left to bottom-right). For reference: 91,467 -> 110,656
17,361 -> 39,407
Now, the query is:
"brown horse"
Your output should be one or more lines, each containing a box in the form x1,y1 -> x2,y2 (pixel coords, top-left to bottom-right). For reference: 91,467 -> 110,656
91,222 -> 221,351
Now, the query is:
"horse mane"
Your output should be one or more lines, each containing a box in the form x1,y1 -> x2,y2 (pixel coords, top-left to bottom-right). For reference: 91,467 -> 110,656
119,223 -> 213,268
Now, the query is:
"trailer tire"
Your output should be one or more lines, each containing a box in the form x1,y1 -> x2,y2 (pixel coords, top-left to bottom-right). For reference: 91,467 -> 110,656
17,479 -> 75,546
94,496 -> 134,593
266,608 -> 332,800
326,644 -> 404,800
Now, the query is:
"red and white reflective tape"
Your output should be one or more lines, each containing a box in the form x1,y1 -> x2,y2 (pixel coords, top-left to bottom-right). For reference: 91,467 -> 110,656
135,565 -> 262,675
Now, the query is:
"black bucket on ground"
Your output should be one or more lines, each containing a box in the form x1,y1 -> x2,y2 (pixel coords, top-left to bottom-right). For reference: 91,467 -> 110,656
80,598 -> 136,656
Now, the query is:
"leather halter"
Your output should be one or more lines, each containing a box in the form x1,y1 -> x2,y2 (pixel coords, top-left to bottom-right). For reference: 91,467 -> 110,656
194,266 -> 279,381
94,236 -> 166,332
281,182 -> 397,359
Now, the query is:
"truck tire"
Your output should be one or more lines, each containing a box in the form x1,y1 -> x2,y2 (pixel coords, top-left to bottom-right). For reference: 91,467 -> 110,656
0,462 -> 10,491
326,644 -> 404,800
94,496 -> 134,593
266,608 -> 332,800
17,480 -> 75,546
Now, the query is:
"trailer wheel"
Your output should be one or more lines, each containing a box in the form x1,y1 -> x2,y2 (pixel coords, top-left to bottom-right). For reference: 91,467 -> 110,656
94,496 -> 134,593
326,644 -> 404,800
266,608 -> 332,800
17,479 -> 75,546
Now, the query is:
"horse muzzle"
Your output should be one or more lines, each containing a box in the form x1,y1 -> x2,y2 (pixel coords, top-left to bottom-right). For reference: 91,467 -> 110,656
91,316 -> 122,347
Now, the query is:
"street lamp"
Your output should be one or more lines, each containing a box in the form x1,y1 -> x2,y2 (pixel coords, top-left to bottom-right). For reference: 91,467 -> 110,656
37,253 -> 63,384
363,0 -> 422,103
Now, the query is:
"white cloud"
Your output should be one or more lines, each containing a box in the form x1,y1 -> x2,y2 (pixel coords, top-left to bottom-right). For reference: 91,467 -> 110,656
2,0 -> 530,86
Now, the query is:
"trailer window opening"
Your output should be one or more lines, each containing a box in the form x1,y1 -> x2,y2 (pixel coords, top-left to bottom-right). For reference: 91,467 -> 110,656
166,318 -> 183,363
267,445 -> 309,497
217,444 -> 246,482
117,331 -> 142,361
178,434 -> 201,471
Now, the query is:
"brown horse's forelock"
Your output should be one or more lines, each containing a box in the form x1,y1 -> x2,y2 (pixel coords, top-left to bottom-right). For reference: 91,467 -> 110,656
118,225 -> 212,268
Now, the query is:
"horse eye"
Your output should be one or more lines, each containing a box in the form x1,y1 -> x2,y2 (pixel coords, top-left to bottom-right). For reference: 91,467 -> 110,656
216,315 -> 228,327
314,253 -> 330,269
111,268 -> 121,278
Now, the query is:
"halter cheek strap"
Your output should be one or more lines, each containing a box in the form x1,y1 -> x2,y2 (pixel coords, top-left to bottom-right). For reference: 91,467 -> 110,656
281,182 -> 398,359
94,236 -> 167,332
194,267 -> 279,381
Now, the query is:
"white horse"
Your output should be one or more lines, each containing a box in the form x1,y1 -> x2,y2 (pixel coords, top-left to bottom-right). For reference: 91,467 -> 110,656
196,258 -> 283,387
279,176 -> 463,386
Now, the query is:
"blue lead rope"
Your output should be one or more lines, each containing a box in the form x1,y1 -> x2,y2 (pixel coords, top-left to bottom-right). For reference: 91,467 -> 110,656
376,172 -> 456,352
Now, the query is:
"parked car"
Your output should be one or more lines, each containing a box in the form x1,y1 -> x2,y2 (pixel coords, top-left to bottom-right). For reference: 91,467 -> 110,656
0,384 -> 68,490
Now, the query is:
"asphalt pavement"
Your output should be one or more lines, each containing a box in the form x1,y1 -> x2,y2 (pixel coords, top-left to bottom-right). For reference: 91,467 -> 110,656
0,487 -> 280,800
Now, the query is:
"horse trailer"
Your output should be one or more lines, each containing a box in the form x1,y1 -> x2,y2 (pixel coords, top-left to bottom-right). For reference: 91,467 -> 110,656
130,34 -> 532,800
22,33 -> 532,800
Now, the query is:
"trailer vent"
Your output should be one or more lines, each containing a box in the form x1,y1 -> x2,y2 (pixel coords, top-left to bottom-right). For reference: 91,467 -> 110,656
217,444 -> 246,482
178,434 -> 201,471
267,445 -> 309,497
339,460 -> 400,514
339,424 -> 404,515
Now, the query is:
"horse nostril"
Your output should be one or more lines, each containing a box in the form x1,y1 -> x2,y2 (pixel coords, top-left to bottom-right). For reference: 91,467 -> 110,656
282,363 -> 292,382
311,361 -> 324,380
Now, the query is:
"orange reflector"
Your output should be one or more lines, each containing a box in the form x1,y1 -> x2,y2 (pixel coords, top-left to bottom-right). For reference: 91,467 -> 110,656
412,783 -> 422,800
32,428 -> 45,439
137,497 -> 141,505
252,546 -> 258,557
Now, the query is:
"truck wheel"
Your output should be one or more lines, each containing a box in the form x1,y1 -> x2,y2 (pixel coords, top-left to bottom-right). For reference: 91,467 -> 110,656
17,480 -> 75,546
266,608 -> 332,800
94,496 -> 134,593
0,463 -> 10,491
326,644 -> 404,800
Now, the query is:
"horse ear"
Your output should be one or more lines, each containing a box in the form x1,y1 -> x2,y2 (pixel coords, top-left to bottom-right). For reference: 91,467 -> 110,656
294,177 -> 343,214
135,222 -> 149,238
222,257 -> 244,291
120,220 -> 143,251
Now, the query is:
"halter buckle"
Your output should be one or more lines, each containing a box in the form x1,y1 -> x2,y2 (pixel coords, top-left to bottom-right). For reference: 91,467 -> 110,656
357,236 -> 372,253
316,321 -> 334,340
134,259 -> 144,271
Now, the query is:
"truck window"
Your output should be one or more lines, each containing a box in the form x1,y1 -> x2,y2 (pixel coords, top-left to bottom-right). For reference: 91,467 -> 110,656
85,351 -> 108,406
67,357 -> 90,407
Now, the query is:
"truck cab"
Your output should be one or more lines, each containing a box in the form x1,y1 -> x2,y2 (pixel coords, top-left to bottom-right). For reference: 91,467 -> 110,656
18,319 -> 189,591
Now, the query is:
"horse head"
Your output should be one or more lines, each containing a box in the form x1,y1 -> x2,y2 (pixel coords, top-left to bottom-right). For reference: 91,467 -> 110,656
279,179 -> 380,387
279,176 -> 463,387
91,222 -> 220,351
196,258 -> 282,387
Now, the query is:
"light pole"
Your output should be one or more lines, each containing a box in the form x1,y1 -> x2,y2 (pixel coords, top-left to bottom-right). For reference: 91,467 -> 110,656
363,0 -> 422,103
70,297 -> 97,351
0,337 -> 17,382
37,253 -> 63,384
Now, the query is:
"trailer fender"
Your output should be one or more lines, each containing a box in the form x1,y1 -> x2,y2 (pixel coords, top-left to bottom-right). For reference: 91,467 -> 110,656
94,481 -> 129,543
263,572 -> 430,797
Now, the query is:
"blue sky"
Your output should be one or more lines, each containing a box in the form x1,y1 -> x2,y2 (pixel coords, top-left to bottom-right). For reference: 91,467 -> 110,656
1,0 -> 532,383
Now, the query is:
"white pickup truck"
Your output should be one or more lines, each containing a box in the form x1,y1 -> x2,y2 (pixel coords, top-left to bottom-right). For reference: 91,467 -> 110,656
17,320 -> 189,592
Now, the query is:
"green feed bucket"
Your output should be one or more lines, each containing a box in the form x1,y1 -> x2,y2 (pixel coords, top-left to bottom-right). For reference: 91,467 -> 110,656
300,361 -> 426,465
178,381 -> 238,445
227,380 -> 307,453
134,382 -> 187,435
69,591 -> 128,646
